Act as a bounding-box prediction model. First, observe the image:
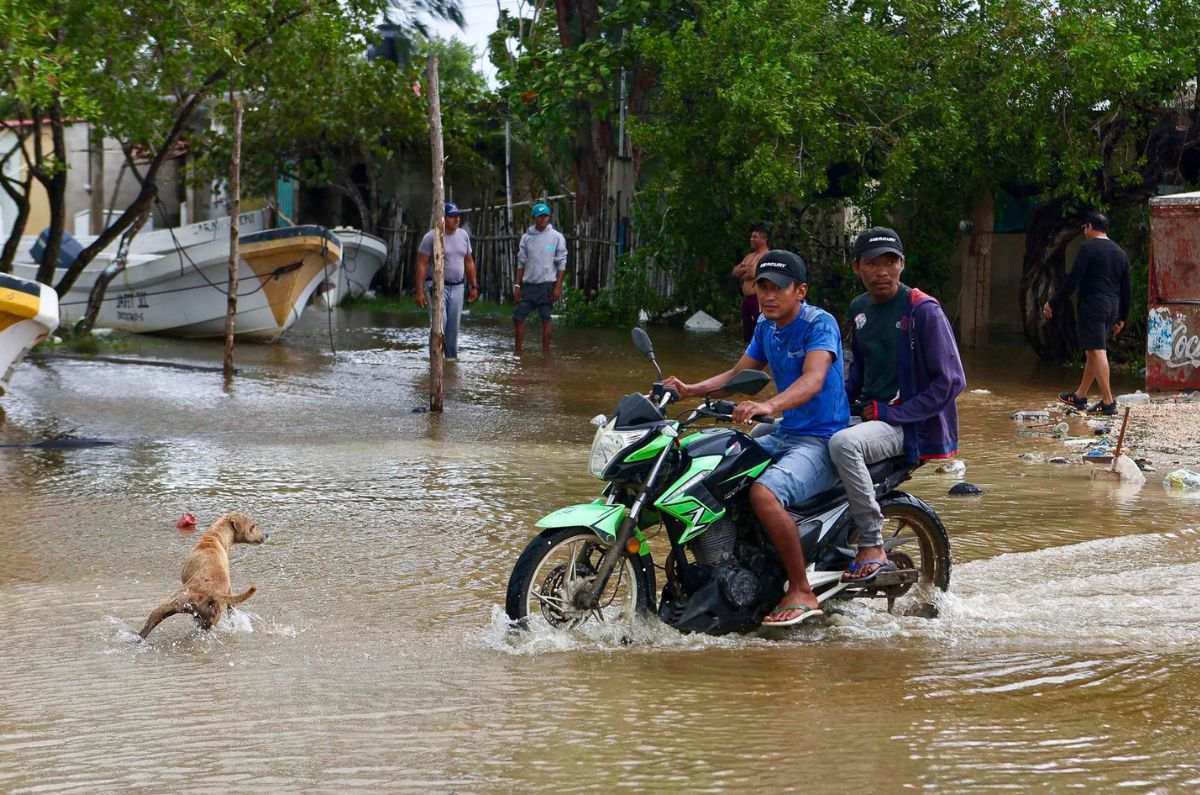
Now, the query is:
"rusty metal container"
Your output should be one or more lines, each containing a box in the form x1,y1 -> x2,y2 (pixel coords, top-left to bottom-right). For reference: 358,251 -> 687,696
1147,191 -> 1200,391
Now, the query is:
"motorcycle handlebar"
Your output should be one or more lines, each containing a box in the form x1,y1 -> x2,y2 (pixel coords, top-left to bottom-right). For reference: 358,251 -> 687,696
702,400 -> 776,425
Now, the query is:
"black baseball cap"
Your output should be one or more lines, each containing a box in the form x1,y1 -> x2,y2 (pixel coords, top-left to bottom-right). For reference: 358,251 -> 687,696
754,250 -> 809,288
852,227 -> 904,261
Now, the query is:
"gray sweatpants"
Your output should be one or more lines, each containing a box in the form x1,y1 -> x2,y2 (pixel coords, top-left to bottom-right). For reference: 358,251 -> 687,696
425,282 -> 464,358
828,421 -> 905,548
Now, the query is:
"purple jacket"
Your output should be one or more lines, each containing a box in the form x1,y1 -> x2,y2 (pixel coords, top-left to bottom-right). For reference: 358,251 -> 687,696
846,288 -> 966,463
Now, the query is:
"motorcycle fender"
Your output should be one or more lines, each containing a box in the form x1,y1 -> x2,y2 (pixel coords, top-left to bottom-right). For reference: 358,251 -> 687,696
536,503 -> 627,544
535,503 -> 653,555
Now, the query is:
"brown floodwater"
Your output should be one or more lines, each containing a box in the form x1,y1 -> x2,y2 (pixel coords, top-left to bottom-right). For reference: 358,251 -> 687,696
2,307 -> 1198,792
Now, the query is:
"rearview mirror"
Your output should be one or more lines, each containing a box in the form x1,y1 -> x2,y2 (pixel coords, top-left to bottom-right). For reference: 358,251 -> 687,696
631,326 -> 654,358
714,369 -> 770,396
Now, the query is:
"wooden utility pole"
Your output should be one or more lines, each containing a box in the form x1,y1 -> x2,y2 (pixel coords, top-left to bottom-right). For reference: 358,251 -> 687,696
428,55 -> 446,412
224,95 -> 243,380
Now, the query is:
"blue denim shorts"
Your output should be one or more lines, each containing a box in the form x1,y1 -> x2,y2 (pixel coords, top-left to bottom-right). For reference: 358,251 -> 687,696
754,429 -> 838,508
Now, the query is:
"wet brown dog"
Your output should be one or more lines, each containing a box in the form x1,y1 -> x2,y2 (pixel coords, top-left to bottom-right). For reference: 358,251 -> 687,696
139,512 -> 268,639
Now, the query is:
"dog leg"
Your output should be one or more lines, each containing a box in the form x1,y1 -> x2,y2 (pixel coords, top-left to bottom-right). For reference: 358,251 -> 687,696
139,593 -> 189,639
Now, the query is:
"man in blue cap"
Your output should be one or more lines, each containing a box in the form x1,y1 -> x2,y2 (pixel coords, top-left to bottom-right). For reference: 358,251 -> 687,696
513,201 -> 568,353
415,202 -> 478,361
663,250 -> 849,627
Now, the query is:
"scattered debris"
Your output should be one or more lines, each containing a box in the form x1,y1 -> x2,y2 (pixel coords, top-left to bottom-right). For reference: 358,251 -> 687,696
684,310 -> 723,331
176,512 -> 197,531
1163,469 -> 1200,490
1019,452 -> 1044,464
1011,410 -> 1050,422
1116,391 -> 1150,406
1047,456 -> 1071,464
935,460 -> 966,476
948,482 -> 982,496
970,389 -> 992,395
1109,454 -> 1146,486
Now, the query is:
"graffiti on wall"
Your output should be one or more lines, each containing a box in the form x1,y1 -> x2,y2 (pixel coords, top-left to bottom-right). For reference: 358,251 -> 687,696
1148,307 -> 1200,369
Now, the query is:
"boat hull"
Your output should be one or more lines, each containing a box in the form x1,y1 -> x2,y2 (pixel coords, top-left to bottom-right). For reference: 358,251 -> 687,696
316,228 -> 389,307
12,226 -> 340,343
1,273 -> 59,396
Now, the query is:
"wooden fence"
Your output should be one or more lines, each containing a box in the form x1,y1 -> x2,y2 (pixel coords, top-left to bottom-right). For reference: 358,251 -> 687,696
377,192 -> 676,305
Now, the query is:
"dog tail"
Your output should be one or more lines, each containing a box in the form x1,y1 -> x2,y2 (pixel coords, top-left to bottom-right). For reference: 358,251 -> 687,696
221,586 -> 257,605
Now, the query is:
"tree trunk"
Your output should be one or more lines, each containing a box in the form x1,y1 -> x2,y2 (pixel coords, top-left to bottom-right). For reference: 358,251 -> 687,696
428,55 -> 446,413
224,96 -> 243,380
554,0 -> 613,295
32,108 -> 69,285
0,139 -> 34,274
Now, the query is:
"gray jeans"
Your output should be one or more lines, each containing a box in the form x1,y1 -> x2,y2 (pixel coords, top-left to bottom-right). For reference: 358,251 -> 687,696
425,282 -> 464,358
828,421 -> 905,547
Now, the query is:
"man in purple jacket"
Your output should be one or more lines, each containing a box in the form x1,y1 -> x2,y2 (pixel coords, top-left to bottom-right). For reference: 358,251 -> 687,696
828,228 -> 966,583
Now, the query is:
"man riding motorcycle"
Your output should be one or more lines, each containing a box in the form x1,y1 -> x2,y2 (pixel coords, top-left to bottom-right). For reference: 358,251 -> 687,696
663,250 -> 849,627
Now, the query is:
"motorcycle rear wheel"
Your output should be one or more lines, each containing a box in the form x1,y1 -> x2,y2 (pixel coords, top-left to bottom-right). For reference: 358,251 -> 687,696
879,495 -> 952,615
505,526 -> 657,629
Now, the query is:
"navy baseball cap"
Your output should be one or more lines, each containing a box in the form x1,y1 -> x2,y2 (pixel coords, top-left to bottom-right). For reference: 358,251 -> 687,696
852,227 -> 904,261
755,250 -> 809,288
444,202 -> 464,217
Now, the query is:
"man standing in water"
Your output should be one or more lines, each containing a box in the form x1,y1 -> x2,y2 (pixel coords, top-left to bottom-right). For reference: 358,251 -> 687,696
1043,211 -> 1131,416
513,202 -> 568,353
664,250 -> 848,627
731,225 -> 771,343
415,202 -> 479,362
828,227 -> 965,583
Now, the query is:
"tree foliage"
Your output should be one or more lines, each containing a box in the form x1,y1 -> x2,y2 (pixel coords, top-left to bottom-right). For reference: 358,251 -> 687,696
0,0 -> 470,290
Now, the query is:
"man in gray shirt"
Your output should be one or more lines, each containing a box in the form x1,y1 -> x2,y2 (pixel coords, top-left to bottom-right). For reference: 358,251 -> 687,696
415,202 -> 478,361
513,201 -> 568,353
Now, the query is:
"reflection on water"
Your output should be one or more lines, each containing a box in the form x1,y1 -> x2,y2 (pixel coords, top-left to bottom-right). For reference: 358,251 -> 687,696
2,309 -> 1199,791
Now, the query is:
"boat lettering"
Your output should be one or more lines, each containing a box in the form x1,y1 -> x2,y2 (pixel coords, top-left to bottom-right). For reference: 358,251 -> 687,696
115,291 -> 151,310
116,311 -> 144,322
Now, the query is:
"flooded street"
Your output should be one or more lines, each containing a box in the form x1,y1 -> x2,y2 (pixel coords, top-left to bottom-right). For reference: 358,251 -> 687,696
2,308 -> 1199,792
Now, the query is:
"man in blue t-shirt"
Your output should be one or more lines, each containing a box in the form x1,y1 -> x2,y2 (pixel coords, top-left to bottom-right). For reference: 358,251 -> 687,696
663,250 -> 849,628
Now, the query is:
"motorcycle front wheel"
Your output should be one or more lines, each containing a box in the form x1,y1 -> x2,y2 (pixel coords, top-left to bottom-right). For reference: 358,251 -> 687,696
505,526 -> 657,629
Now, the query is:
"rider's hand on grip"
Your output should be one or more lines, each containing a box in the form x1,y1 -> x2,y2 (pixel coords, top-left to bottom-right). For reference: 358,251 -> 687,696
652,381 -> 680,403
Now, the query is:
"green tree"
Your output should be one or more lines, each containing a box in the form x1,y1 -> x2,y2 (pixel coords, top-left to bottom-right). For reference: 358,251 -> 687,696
0,0 -> 468,292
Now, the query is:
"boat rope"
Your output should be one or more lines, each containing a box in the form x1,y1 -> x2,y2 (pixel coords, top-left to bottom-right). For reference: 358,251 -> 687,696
155,196 -> 269,299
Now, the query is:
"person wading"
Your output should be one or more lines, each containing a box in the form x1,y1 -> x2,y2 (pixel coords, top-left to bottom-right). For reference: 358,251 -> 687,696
513,202 -> 567,353
1043,210 -> 1131,416
731,224 -> 771,344
414,202 -> 479,362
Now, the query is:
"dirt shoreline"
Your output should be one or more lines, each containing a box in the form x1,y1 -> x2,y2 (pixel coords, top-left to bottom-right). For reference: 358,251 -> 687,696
1119,395 -> 1200,470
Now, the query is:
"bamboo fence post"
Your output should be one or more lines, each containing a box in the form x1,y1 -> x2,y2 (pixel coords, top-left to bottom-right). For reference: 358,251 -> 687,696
223,94 -> 243,381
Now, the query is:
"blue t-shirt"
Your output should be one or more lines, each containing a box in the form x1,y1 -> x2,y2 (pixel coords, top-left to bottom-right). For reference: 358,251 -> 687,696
745,303 -> 849,438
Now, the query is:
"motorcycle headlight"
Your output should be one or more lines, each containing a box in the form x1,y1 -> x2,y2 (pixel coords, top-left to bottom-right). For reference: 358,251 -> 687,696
589,418 -> 651,479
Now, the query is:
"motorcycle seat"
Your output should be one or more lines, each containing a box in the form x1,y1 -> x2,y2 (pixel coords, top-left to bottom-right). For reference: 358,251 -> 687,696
787,455 -> 915,516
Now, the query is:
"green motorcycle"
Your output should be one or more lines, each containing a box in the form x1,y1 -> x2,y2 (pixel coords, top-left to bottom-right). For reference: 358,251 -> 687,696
505,328 -> 951,635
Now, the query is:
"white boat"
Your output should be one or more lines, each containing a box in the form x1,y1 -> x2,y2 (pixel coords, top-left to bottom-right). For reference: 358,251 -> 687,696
0,272 -> 59,396
12,225 -> 341,342
315,227 -> 389,307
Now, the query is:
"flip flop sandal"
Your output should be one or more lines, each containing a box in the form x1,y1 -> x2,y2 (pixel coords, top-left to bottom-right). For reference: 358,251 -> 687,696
841,559 -> 899,584
761,604 -> 824,627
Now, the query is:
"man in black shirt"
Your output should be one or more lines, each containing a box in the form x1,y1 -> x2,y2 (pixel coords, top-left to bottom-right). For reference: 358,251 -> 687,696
1042,211 -> 1131,416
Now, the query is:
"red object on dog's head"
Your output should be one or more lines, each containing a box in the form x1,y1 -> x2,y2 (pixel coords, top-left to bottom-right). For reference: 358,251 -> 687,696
176,512 -> 197,531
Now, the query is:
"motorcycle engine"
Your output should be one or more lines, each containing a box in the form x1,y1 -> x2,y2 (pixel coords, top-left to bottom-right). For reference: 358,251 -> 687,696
659,520 -> 784,634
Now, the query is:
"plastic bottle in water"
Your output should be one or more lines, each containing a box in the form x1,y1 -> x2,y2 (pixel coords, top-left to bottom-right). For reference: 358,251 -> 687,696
1116,391 -> 1150,406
